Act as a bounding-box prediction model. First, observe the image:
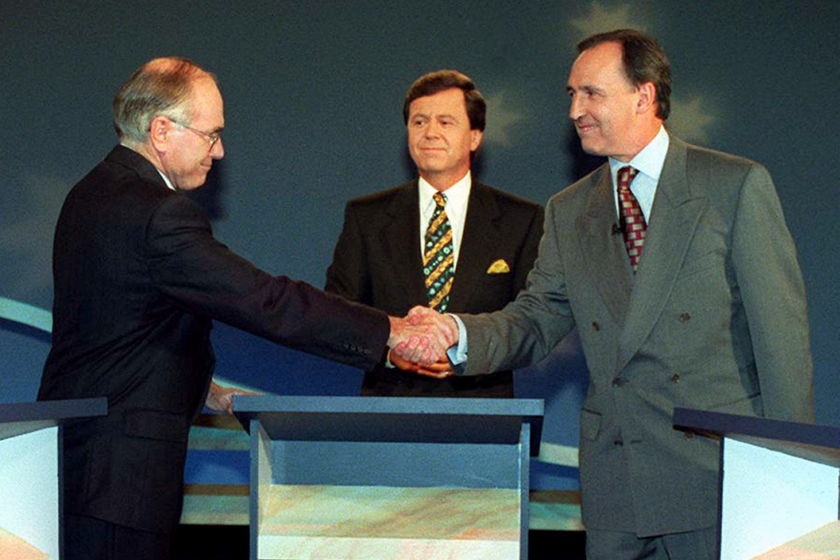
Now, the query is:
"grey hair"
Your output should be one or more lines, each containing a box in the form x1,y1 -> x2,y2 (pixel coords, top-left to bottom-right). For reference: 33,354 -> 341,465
112,57 -> 217,145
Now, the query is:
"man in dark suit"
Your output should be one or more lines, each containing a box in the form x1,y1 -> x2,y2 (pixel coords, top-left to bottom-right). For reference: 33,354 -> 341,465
325,69 -> 543,397
401,30 -> 814,559
37,57 -> 445,560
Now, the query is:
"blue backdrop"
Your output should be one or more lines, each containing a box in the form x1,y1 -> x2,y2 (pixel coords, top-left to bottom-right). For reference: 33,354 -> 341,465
2,1 -> 838,495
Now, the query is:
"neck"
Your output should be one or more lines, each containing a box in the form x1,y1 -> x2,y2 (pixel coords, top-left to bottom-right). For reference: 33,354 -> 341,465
420,169 -> 469,192
615,120 -> 663,163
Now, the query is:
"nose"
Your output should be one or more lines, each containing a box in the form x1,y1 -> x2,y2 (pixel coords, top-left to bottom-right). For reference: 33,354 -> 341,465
568,93 -> 584,121
211,138 -> 225,159
423,121 -> 441,138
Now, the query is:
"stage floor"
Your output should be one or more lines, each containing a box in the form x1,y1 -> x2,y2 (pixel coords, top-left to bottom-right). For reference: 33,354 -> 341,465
172,525 -> 587,560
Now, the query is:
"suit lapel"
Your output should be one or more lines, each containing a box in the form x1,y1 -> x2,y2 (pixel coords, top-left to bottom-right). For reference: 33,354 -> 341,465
617,137 -> 708,370
576,166 -> 634,325
382,182 -> 427,304
447,183 -> 501,311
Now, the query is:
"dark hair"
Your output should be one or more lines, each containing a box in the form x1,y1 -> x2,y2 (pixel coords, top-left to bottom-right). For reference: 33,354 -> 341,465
402,69 -> 486,131
578,29 -> 671,120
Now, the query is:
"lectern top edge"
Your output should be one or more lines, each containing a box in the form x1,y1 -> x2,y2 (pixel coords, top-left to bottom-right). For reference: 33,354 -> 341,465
673,407 -> 840,450
233,395 -> 544,417
0,397 -> 108,440
0,397 -> 108,424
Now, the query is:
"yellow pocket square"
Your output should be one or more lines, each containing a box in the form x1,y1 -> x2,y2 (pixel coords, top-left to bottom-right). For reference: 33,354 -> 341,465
486,259 -> 511,274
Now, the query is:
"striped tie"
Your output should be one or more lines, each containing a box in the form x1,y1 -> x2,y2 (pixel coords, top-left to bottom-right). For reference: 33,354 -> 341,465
423,192 -> 455,311
617,166 -> 646,272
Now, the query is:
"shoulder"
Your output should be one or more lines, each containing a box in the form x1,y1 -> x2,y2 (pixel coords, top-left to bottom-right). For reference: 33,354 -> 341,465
345,181 -> 416,210
674,140 -> 777,207
64,148 -> 175,220
663,135 -> 769,187
472,181 -> 544,216
684,141 -> 763,172
549,162 -> 609,207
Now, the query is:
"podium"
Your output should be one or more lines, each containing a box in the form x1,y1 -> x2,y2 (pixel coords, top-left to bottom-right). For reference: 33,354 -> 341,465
234,395 -> 543,560
674,408 -> 840,560
0,398 -> 107,560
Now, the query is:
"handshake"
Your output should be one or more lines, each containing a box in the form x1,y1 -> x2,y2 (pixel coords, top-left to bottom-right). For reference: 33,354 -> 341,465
387,306 -> 460,378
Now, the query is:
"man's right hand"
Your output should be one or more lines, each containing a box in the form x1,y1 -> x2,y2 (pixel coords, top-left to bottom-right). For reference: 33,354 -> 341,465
387,309 -> 456,366
388,306 -> 459,367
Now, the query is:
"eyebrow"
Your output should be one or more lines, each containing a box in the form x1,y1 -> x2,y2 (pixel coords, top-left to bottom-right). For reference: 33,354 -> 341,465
567,84 -> 605,95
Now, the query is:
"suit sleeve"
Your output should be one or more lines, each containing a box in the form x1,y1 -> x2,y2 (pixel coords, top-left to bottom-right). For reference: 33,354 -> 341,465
145,195 -> 389,370
731,165 -> 814,421
459,199 -> 575,375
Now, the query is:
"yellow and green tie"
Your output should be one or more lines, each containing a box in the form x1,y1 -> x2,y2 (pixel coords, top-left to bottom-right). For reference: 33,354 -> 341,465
423,192 -> 455,311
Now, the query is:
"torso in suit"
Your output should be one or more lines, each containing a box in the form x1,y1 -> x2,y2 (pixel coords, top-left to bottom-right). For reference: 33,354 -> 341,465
458,135 -> 813,536
326,179 -> 544,397
38,146 -> 389,533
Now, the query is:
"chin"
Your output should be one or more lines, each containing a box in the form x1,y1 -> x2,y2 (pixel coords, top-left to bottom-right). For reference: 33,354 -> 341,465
580,143 -> 605,157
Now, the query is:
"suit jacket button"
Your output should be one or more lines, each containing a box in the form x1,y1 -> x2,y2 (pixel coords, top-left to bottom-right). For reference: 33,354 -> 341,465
670,373 -> 681,383
612,378 -> 626,387
679,312 -> 691,323
592,321 -> 600,331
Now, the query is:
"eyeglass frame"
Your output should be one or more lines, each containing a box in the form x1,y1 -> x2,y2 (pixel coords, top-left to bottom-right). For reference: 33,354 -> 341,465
169,119 -> 223,149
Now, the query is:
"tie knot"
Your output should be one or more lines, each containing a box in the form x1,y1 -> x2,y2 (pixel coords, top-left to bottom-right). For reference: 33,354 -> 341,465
617,166 -> 638,191
433,192 -> 447,208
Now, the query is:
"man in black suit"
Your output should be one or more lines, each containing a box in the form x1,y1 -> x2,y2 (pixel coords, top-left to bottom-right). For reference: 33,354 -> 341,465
37,57 -> 446,560
325,70 -> 543,397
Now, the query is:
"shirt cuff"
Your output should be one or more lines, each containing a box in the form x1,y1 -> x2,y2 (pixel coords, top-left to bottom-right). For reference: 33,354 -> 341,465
445,314 -> 468,374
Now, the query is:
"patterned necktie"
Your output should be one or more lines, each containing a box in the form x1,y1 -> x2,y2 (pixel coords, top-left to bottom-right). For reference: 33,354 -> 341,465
617,166 -> 646,272
423,192 -> 455,311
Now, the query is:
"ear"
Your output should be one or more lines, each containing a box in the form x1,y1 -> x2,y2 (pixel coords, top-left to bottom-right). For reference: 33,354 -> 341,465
636,82 -> 657,115
470,129 -> 483,152
147,115 -> 175,152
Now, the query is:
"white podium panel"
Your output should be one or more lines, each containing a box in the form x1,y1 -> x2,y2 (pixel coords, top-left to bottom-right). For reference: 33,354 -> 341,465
674,408 -> 840,560
0,399 -> 107,560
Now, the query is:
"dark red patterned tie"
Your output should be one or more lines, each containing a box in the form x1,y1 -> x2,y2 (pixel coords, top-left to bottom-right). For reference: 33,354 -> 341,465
617,166 -> 646,272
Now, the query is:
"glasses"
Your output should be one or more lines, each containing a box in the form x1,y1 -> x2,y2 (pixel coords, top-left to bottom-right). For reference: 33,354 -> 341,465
170,119 -> 222,149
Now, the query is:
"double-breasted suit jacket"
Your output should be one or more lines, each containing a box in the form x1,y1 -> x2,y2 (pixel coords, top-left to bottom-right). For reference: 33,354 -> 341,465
38,146 -> 389,533
458,135 -> 813,536
326,179 -> 543,397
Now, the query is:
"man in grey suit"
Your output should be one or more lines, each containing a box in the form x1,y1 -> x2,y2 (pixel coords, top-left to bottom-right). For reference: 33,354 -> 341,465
401,29 -> 814,559
326,69 -> 543,397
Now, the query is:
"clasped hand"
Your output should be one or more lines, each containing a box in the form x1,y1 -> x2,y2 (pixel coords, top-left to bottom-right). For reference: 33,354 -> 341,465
387,306 -> 459,378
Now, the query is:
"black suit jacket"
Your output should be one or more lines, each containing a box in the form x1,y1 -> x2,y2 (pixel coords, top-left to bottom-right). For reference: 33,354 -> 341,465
38,146 -> 389,533
325,179 -> 543,397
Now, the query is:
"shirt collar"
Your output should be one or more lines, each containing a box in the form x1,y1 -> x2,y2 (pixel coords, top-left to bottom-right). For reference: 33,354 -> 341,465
157,169 -> 176,191
609,125 -> 669,184
419,170 -> 472,211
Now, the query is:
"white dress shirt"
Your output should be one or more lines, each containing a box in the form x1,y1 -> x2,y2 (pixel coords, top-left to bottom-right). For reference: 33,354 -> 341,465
608,125 -> 669,222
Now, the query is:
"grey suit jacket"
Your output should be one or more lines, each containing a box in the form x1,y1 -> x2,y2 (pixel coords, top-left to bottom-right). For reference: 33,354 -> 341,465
326,179 -> 543,396
459,135 -> 813,536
